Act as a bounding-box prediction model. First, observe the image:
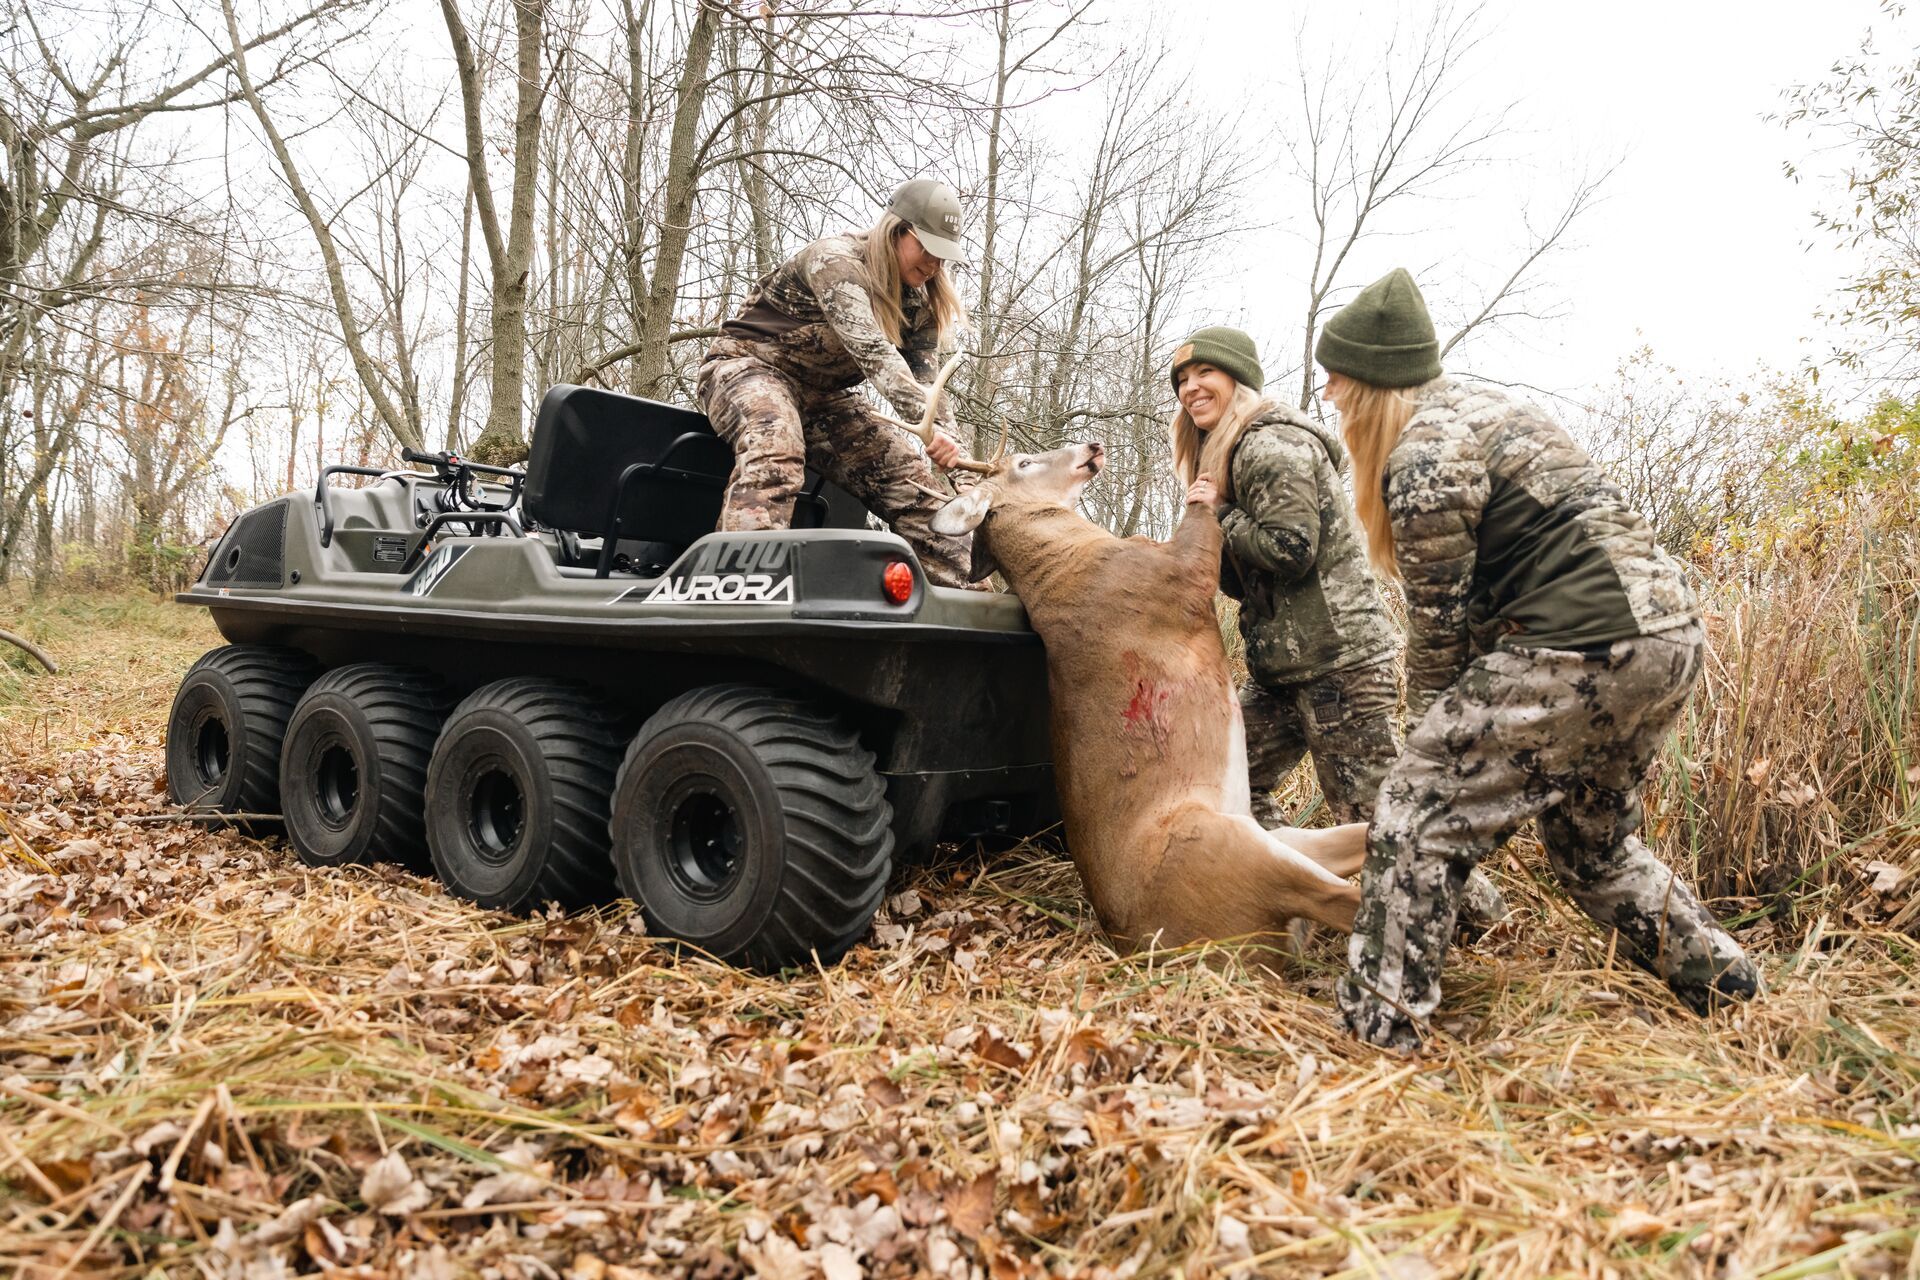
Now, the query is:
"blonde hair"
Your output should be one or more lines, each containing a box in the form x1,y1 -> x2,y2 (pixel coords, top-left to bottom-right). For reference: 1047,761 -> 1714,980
1169,381 -> 1270,504
863,213 -> 966,348
1336,377 -> 1420,578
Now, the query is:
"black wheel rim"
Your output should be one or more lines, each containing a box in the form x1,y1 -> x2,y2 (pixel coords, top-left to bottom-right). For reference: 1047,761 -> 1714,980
467,766 -> 525,865
192,714 -> 230,788
666,786 -> 743,901
315,743 -> 360,829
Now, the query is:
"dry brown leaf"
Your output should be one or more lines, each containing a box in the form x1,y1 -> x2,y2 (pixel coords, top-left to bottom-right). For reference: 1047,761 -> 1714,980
1115,1164 -> 1147,1213
252,1193 -> 332,1246
817,1242 -> 860,1280
461,1166 -> 550,1209
983,1235 -> 1041,1280
565,1254 -> 609,1280
973,1028 -> 1028,1072
741,1233 -> 812,1280
1009,1179 -> 1068,1234
943,1169 -> 996,1238
850,1168 -> 901,1206
1865,860 -> 1909,894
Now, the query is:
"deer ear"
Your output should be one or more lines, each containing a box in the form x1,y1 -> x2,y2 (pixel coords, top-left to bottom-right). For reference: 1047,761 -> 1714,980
930,485 -> 993,536
967,534 -> 1000,583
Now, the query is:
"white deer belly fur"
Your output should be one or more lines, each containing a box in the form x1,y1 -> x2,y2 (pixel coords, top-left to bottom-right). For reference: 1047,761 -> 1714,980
1222,695 -> 1252,817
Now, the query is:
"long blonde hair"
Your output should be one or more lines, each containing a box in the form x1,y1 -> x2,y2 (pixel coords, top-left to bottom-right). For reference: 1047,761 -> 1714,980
1336,378 -> 1420,578
864,213 -> 966,348
1170,382 -> 1270,503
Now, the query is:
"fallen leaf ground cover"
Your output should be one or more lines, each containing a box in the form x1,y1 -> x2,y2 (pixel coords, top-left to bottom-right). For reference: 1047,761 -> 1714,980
1,594 -> 1916,1279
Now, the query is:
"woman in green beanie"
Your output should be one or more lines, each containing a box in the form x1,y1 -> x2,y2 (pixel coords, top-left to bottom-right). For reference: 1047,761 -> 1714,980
1169,327 -> 1404,830
1319,268 -> 1758,1052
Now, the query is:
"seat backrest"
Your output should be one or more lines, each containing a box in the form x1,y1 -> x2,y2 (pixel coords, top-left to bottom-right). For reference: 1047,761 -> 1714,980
524,384 -> 871,547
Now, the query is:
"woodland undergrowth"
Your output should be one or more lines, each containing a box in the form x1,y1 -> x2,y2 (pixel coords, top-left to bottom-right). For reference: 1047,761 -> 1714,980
0,570 -> 1914,1278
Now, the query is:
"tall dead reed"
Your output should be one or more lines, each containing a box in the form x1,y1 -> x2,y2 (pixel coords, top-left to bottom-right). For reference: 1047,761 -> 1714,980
1652,403 -> 1920,928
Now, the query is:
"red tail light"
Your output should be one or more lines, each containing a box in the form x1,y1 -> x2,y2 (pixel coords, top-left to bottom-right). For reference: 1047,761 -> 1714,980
882,560 -> 914,604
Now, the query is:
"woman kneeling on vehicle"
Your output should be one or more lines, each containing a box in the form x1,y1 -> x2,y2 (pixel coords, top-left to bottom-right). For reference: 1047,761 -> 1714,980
697,179 -> 978,587
1321,268 -> 1758,1051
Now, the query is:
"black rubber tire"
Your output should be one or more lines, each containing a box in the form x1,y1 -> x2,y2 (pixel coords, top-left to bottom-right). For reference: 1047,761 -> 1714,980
165,646 -> 318,814
280,665 -> 455,870
610,684 -> 892,972
424,678 -> 630,911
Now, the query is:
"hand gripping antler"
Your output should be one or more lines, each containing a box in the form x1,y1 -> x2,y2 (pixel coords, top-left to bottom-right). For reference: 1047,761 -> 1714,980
884,351 -> 1007,475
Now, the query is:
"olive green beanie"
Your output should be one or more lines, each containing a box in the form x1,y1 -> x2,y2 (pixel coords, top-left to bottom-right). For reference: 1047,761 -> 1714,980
1170,326 -> 1264,395
1314,268 -> 1441,388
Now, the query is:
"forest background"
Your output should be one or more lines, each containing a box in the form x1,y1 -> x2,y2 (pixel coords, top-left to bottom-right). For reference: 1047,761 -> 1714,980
2,1 -> 1919,1275
7,0 -> 1915,909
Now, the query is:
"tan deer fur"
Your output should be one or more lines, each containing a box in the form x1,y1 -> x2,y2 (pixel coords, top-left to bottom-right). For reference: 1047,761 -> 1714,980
931,442 -> 1366,953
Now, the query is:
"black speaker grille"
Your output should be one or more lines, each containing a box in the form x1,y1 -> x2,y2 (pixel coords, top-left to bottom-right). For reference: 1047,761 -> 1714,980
203,501 -> 287,588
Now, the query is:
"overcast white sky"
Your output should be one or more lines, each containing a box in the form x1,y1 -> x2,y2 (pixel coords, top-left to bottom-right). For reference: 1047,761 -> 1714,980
1163,0 -> 1893,407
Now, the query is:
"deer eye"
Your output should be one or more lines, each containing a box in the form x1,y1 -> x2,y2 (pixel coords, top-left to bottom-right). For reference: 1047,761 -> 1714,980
1017,459 -> 1032,470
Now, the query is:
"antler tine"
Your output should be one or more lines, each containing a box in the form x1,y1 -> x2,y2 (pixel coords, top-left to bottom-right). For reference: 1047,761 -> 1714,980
919,350 -> 967,437
984,411 -> 1012,465
882,350 -> 1001,474
926,351 -> 1007,474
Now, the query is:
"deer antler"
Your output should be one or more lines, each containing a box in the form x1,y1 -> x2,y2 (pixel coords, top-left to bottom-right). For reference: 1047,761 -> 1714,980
884,351 -> 1002,475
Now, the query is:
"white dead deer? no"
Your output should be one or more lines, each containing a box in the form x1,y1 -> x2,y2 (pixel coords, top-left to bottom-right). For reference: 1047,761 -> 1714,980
923,438 -> 1366,952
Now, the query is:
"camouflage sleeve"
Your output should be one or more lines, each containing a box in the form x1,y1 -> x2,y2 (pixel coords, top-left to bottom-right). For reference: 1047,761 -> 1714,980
800,241 -> 946,426
1386,414 -> 1489,718
1217,426 -> 1321,586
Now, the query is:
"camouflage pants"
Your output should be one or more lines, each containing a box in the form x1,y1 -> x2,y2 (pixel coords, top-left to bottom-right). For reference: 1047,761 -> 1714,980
1242,659 -> 1507,932
1337,622 -> 1758,1051
696,353 -> 974,588
1242,659 -> 1401,827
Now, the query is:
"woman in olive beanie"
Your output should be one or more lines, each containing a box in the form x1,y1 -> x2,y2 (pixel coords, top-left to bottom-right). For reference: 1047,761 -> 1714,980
1170,324 -> 1506,934
1168,329 -> 1407,826
1320,268 -> 1758,1052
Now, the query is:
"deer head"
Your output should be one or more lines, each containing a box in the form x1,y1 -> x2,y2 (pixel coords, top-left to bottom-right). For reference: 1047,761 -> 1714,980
927,441 -> 1106,539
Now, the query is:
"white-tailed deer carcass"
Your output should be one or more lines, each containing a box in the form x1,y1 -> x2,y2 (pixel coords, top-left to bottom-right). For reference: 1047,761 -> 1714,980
930,442 -> 1365,952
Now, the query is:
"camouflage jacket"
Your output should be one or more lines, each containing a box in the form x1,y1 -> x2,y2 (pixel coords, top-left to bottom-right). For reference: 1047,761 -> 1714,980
1387,377 -> 1698,716
715,232 -> 956,431
1219,404 -> 1400,686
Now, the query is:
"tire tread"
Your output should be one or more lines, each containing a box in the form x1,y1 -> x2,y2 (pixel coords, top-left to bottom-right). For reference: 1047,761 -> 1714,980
613,684 -> 892,971
168,646 -> 318,813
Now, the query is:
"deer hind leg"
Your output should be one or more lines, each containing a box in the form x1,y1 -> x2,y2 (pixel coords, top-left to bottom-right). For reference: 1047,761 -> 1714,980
1268,821 -> 1370,879
1140,811 -> 1362,946
1225,816 -> 1362,934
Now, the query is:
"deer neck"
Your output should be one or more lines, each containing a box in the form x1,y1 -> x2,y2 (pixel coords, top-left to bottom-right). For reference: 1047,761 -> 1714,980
981,501 -> 1112,608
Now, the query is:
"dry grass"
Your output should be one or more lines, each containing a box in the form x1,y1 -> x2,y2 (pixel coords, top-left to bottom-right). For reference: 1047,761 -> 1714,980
1,594 -> 1916,1279
1652,516 -> 1920,928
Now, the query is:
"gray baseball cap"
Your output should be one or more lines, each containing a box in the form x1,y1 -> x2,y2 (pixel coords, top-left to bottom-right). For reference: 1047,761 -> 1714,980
888,178 -> 967,262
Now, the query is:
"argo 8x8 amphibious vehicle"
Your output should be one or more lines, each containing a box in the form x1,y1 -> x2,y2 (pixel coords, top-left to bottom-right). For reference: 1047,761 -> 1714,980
166,384 -> 1056,969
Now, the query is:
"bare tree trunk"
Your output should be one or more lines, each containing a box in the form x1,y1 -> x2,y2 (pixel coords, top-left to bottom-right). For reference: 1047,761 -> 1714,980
971,1 -> 1013,455
444,0 -> 546,461
629,0 -> 719,397
448,178 -> 475,449
740,5 -> 777,278
619,0 -> 654,396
